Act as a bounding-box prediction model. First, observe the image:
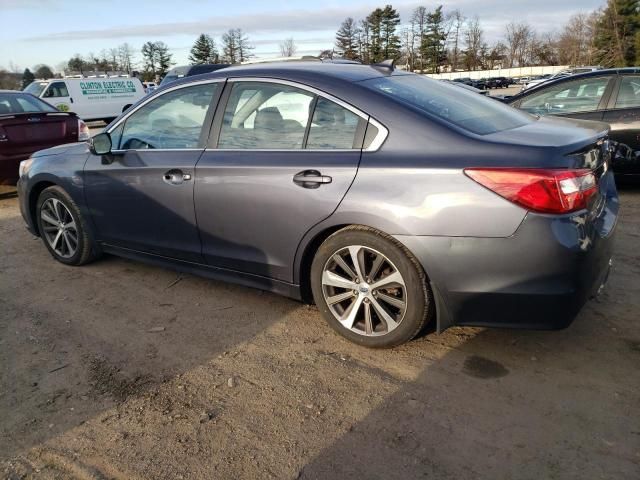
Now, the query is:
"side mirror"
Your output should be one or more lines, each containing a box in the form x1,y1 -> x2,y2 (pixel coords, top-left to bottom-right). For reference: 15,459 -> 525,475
89,132 -> 112,156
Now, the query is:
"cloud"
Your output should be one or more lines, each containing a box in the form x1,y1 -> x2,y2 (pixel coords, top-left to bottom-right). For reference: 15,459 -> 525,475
22,0 -> 601,43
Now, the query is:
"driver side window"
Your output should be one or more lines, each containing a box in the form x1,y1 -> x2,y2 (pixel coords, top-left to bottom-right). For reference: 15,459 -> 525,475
118,82 -> 218,150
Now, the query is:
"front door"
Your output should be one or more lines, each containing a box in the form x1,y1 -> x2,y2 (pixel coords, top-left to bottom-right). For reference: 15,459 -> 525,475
42,81 -> 73,113
84,81 -> 221,262
194,80 -> 367,281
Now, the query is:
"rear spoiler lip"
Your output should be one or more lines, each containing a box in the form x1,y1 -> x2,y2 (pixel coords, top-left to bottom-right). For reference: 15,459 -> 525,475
0,111 -> 73,119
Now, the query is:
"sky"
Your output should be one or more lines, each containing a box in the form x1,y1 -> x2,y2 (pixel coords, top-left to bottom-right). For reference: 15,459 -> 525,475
0,0 -> 604,72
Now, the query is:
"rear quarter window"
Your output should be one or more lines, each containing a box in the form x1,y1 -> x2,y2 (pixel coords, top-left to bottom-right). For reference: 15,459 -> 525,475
360,74 -> 533,135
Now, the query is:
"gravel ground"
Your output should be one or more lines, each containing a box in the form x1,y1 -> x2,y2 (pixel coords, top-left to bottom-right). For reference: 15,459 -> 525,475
1,185 -> 639,479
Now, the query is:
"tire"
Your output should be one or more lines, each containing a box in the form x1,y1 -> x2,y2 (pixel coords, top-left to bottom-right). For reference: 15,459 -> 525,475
310,225 -> 432,348
36,186 -> 99,266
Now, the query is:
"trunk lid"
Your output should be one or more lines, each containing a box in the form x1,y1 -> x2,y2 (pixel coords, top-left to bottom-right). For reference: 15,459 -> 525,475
0,112 -> 78,157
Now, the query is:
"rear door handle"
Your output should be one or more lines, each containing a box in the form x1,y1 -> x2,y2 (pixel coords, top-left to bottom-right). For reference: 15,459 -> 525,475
163,169 -> 191,185
293,170 -> 332,189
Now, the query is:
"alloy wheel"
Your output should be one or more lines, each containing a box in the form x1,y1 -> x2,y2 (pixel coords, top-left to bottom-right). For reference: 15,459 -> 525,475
321,245 -> 407,337
40,198 -> 78,259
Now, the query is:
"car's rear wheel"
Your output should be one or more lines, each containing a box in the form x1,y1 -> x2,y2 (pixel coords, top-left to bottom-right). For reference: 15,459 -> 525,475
36,186 -> 98,266
310,226 -> 432,348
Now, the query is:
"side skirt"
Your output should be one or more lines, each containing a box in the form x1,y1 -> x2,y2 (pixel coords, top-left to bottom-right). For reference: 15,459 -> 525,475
100,243 -> 303,301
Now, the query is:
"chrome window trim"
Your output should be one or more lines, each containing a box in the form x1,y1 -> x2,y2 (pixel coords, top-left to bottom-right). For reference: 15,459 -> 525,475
106,76 -> 389,153
106,78 -> 225,135
226,77 -> 388,152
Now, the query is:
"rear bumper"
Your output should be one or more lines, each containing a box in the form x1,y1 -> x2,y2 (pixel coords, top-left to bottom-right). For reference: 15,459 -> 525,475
396,188 -> 618,332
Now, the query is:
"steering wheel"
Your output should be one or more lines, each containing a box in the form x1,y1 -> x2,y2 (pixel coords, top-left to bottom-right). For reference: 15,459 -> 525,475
121,137 -> 154,150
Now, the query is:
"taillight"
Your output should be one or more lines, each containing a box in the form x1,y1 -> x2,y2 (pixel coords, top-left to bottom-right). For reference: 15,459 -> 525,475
78,119 -> 90,141
464,168 -> 598,214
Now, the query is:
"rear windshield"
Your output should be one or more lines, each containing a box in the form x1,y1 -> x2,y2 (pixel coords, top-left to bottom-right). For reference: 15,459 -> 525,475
24,81 -> 48,97
360,74 -> 533,135
0,92 -> 58,114
160,74 -> 182,86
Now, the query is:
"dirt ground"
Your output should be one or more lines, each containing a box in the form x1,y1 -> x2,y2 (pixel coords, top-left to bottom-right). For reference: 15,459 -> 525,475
1,186 -> 639,480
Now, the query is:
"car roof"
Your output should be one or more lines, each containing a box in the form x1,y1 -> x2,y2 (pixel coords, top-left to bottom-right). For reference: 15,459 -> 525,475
509,67 -> 640,100
169,61 -> 403,86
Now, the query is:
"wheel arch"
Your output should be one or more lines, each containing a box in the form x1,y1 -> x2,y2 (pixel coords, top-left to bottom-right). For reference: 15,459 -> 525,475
28,180 -> 58,236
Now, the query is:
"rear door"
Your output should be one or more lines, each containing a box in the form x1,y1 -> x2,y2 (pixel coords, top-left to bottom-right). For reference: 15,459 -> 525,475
514,75 -> 614,122
194,79 -> 368,282
602,73 -> 640,175
84,80 -> 222,262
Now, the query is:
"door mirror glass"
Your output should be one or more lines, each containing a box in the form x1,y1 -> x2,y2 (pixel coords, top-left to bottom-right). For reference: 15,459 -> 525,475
90,132 -> 112,155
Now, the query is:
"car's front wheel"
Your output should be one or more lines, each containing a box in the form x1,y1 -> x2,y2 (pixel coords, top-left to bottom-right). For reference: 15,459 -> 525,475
311,226 -> 432,348
36,186 -> 99,266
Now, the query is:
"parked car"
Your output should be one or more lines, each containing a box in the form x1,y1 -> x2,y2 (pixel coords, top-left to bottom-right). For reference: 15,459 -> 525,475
142,82 -> 158,94
0,91 -> 89,185
24,77 -> 146,122
160,64 -> 231,87
507,67 -> 640,179
485,77 -> 511,89
523,67 -> 602,91
17,62 -> 617,347
441,80 -> 489,96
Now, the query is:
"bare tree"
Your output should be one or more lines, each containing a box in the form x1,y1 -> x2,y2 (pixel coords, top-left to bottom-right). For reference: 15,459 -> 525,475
505,22 -> 534,67
557,13 -> 598,66
448,10 -> 465,71
118,43 -> 135,73
279,38 -> 298,57
464,16 -> 484,71
411,6 -> 428,71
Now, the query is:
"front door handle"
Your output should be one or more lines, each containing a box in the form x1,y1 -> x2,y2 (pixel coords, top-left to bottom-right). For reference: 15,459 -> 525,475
293,170 -> 332,189
163,169 -> 191,185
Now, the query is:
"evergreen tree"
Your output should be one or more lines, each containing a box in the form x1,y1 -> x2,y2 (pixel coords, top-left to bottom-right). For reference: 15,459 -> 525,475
367,8 -> 384,62
155,42 -> 174,78
421,6 -> 448,73
380,5 -> 401,60
22,68 -> 35,89
593,0 -> 640,67
189,34 -> 218,64
335,17 -> 360,60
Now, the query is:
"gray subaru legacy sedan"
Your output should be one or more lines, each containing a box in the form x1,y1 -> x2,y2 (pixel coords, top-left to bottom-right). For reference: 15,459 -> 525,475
17,62 -> 618,347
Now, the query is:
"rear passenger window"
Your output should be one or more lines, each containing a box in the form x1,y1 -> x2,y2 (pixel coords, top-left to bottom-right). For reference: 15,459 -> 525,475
615,76 -> 640,109
219,82 -> 314,149
306,98 -> 362,149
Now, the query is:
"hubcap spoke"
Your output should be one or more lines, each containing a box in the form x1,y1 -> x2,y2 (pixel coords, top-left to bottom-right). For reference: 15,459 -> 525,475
326,290 -> 355,305
364,302 -> 373,335
368,253 -> 385,282
332,254 -> 357,281
370,297 -> 399,332
339,295 -> 364,329
52,229 -> 63,250
375,291 -> 406,310
347,246 -> 365,281
370,270 -> 405,291
41,211 -> 59,226
322,270 -> 358,290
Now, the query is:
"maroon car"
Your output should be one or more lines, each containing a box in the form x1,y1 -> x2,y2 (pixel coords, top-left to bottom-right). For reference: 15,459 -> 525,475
0,91 -> 89,185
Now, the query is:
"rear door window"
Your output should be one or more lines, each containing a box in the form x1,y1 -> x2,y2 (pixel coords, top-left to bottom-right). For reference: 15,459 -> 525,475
519,76 -> 612,115
306,98 -> 363,149
614,75 -> 640,109
218,82 -> 314,149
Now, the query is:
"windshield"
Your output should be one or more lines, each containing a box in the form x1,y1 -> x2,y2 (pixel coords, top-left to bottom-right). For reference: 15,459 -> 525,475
361,74 -> 533,135
0,92 -> 58,114
24,81 -> 49,97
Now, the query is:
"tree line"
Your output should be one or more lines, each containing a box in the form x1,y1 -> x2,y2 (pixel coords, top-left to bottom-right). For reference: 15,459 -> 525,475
333,0 -> 640,72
